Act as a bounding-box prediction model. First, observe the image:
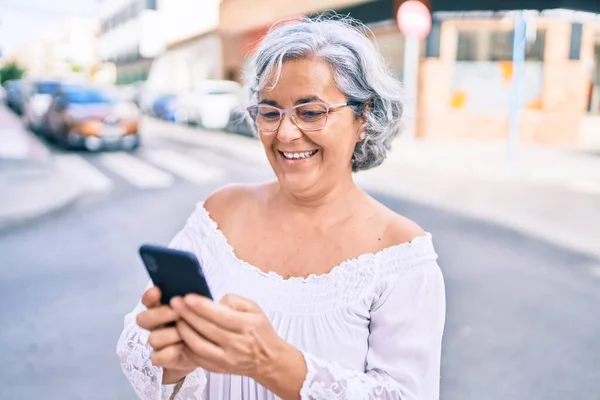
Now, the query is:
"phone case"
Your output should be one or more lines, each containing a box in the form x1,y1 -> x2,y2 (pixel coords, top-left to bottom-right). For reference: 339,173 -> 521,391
138,244 -> 213,305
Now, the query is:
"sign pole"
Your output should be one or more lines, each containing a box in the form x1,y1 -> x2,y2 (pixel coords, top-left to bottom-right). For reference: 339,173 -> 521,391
396,0 -> 431,141
403,35 -> 420,140
508,11 -> 526,164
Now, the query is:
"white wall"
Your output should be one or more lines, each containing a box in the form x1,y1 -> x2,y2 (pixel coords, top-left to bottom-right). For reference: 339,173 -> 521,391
98,0 -> 164,60
99,18 -> 142,61
158,0 -> 220,46
145,33 -> 222,94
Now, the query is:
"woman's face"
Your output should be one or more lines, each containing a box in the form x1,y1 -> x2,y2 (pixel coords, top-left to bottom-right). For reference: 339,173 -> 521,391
256,58 -> 364,197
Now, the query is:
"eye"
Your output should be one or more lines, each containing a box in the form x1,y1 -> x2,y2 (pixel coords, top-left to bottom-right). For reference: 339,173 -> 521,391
260,111 -> 280,120
297,104 -> 327,121
300,110 -> 324,119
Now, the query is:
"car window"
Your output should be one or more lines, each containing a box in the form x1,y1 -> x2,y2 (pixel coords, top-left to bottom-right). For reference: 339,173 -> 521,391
63,88 -> 115,104
34,82 -> 60,95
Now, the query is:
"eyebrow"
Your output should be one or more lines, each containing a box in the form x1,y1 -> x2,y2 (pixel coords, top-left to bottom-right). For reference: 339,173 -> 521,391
295,95 -> 323,105
258,95 -> 324,107
258,99 -> 278,106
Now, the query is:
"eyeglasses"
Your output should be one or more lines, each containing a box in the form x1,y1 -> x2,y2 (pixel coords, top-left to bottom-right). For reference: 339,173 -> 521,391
246,101 -> 356,132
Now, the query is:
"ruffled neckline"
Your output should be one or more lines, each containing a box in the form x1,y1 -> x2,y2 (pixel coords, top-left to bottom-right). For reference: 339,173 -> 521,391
194,202 -> 436,285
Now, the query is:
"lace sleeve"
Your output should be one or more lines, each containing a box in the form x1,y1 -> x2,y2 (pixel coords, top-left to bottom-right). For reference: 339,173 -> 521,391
117,220 -> 209,399
299,260 -> 446,400
116,296 -> 207,399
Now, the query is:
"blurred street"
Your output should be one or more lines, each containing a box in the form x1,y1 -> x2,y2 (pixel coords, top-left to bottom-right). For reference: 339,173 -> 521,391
2,0 -> 600,399
1,118 -> 599,400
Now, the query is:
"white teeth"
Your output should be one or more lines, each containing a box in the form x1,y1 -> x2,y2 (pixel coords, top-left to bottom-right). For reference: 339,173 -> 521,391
282,150 -> 317,160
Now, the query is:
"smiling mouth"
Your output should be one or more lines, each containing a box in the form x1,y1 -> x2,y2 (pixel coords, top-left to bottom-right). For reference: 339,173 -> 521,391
279,150 -> 319,160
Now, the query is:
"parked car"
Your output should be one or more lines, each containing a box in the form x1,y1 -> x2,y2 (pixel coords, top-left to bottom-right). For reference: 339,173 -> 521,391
42,84 -> 141,151
152,94 -> 178,121
171,80 -> 243,130
4,80 -> 26,115
22,80 -> 61,132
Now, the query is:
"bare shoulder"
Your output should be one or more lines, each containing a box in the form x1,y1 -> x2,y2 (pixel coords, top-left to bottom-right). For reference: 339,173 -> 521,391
376,203 -> 427,247
204,183 -> 253,220
203,182 -> 271,227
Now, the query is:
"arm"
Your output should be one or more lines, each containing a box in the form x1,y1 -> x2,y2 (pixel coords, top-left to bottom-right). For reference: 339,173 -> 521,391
295,260 -> 446,400
116,222 -> 208,399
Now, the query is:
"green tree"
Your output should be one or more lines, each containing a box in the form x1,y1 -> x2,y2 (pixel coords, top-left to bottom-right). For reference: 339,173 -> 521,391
0,62 -> 26,86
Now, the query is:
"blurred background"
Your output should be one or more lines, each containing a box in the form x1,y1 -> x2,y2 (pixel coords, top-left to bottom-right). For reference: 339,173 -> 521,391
1,0 -> 599,399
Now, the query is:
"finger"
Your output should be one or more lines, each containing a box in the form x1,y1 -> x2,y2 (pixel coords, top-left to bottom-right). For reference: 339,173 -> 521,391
142,286 -> 162,308
177,320 -> 226,363
150,343 -> 185,368
182,346 -> 227,374
148,326 -> 181,351
171,298 -> 231,346
136,305 -> 178,331
179,294 -> 244,332
220,293 -> 259,312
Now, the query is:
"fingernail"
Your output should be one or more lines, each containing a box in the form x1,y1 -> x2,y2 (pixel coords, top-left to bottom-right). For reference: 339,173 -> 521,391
184,294 -> 199,306
170,296 -> 183,309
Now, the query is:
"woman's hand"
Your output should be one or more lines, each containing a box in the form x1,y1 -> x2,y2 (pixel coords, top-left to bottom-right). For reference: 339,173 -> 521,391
136,286 -> 197,383
170,294 -> 303,386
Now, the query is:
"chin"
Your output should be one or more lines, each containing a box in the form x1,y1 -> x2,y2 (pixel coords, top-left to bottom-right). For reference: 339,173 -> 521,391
276,171 -> 322,196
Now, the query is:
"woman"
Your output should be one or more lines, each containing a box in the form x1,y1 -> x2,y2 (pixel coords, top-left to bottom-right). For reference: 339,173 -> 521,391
117,16 -> 446,400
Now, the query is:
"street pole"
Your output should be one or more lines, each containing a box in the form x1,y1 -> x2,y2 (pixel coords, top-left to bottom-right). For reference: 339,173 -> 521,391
403,35 -> 419,140
507,11 -> 526,164
396,0 -> 431,142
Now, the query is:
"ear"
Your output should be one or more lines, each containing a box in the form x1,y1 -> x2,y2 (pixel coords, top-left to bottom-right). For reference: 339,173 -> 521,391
355,102 -> 371,143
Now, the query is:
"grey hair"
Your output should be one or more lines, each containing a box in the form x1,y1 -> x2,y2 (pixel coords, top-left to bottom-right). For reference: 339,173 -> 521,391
244,14 -> 405,172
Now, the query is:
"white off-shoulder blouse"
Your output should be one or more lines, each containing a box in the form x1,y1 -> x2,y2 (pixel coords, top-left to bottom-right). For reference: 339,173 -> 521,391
117,202 -> 446,400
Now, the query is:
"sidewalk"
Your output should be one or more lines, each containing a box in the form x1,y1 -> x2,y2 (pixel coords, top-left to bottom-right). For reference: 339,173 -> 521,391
0,105 -> 82,231
355,139 -> 600,259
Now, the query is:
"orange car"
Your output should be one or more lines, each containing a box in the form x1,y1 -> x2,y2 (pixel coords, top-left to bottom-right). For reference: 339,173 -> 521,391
42,85 -> 141,151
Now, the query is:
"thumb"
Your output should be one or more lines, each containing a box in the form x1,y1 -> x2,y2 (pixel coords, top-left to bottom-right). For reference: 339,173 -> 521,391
219,294 -> 259,313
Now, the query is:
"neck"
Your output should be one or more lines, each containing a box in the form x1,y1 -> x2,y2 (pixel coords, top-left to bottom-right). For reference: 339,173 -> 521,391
270,173 -> 364,221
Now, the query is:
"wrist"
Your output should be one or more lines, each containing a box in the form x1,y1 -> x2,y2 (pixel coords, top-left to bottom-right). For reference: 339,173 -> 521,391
256,340 -> 307,400
162,368 -> 193,385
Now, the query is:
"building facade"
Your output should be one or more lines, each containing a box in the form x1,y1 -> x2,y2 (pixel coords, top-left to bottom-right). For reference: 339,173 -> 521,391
220,0 -> 600,147
144,0 -> 222,95
419,13 -> 600,147
98,0 -> 162,85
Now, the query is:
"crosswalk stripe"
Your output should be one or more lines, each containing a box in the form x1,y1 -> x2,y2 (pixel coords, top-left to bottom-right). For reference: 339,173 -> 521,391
98,152 -> 174,188
188,148 -> 273,179
54,154 -> 113,193
143,149 -> 226,185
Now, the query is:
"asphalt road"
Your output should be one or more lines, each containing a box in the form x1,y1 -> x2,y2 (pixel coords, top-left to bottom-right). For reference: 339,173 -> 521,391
1,121 -> 599,400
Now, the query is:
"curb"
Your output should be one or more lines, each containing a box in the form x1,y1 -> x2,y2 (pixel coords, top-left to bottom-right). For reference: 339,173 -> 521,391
0,164 -> 84,232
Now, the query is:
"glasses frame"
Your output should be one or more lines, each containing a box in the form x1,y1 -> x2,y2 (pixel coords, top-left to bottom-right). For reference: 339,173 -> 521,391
246,101 -> 357,132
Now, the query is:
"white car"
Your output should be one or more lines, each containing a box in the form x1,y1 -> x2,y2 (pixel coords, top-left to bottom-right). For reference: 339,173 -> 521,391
172,80 -> 243,130
22,80 -> 61,132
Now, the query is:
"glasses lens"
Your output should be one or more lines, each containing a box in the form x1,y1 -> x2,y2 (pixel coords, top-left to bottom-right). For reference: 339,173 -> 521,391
293,103 -> 328,130
249,105 -> 280,131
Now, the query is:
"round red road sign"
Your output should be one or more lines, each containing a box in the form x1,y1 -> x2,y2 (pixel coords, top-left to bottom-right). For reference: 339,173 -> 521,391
396,0 -> 432,39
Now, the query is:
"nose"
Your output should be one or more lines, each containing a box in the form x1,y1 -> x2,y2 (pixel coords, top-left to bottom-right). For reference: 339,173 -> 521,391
276,112 -> 303,142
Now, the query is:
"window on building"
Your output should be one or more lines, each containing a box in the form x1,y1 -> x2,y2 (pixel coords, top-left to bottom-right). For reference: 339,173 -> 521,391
145,0 -> 157,10
456,29 -> 546,62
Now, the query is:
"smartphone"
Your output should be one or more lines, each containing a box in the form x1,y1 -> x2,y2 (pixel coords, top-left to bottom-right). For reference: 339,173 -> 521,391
138,244 -> 213,306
